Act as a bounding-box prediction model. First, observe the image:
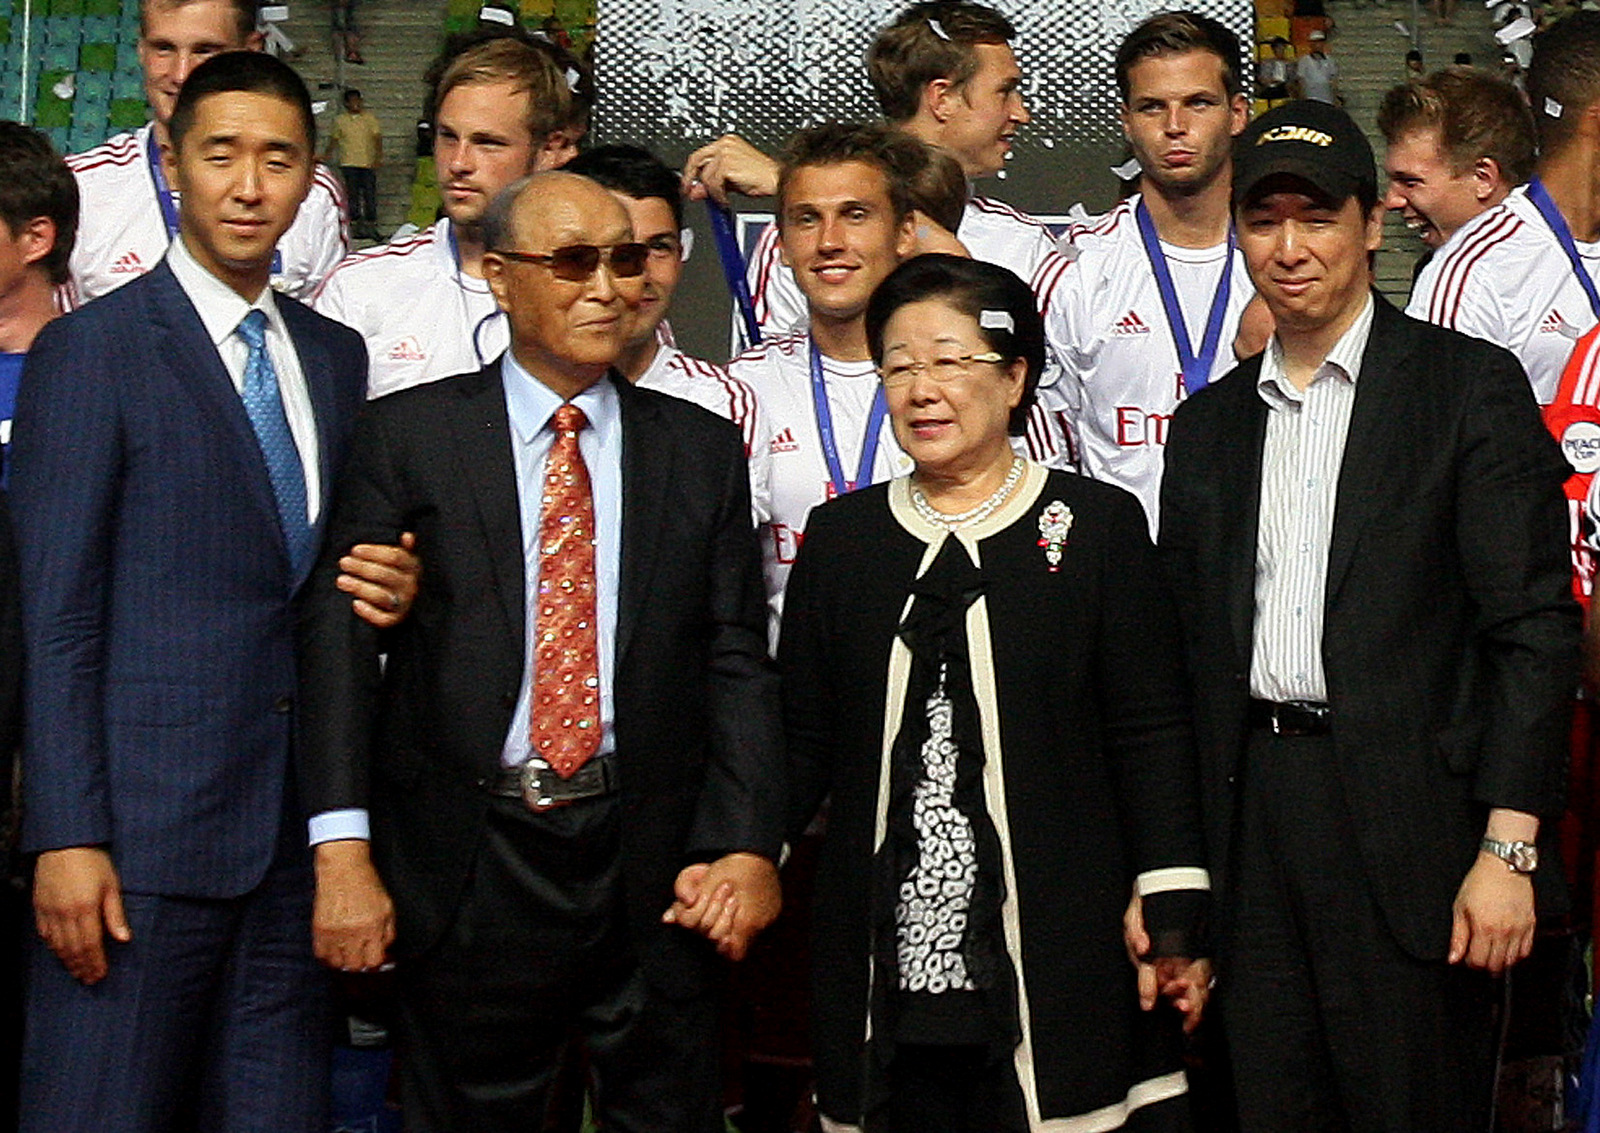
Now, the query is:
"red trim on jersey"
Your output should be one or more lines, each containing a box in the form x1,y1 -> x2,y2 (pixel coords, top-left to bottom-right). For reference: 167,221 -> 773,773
750,224 -> 784,325
1428,210 -> 1522,328
67,134 -> 141,173
308,229 -> 437,302
1031,252 -> 1073,315
967,195 -> 1052,232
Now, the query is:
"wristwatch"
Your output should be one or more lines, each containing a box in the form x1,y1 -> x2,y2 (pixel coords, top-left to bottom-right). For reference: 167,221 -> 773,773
1480,838 -> 1538,874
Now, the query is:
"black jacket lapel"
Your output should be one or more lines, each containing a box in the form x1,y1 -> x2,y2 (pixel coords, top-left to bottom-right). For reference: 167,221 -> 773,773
614,374 -> 670,665
449,361 -> 526,655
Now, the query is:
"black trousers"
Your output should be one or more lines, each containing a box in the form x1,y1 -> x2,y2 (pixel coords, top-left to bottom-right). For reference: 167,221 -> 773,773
1222,728 -> 1498,1133
341,166 -> 377,226
393,794 -> 721,1133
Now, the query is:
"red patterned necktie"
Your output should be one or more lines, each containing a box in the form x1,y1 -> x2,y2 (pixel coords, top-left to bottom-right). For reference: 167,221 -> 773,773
531,403 -> 601,779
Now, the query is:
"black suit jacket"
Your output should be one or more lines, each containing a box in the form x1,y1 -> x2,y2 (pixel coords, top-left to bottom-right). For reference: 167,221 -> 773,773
297,362 -> 783,994
1159,295 -> 1578,960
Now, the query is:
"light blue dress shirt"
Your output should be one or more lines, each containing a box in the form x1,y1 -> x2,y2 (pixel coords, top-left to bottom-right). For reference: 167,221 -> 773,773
308,354 -> 623,845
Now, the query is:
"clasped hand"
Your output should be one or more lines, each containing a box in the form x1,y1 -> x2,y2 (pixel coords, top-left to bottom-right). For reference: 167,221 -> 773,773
662,852 -> 782,961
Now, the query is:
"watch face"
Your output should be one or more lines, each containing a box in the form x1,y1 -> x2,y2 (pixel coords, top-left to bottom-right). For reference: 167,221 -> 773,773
1509,844 -> 1538,873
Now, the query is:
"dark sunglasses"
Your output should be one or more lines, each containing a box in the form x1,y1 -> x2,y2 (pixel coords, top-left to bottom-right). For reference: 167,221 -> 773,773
491,242 -> 650,281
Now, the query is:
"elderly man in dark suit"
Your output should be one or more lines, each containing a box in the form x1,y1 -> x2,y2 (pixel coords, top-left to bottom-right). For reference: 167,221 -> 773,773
298,169 -> 785,1132
1160,100 -> 1578,1132
10,52 -> 417,1133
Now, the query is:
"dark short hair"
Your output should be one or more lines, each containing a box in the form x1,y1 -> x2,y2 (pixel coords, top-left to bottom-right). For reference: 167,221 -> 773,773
865,253 -> 1043,436
141,0 -> 258,43
777,122 -> 926,227
906,143 -> 968,233
169,50 -> 315,154
866,2 -> 1017,123
343,87 -> 362,103
1115,11 -> 1246,101
1528,11 -> 1600,156
0,122 -> 77,285
564,144 -> 682,229
1377,67 -> 1535,186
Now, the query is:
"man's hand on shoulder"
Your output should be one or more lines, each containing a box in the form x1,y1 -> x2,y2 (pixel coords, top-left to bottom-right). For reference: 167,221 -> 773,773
313,839 -> 395,972
33,846 -> 130,985
681,136 -> 779,205
339,531 -> 420,629
663,851 -> 781,961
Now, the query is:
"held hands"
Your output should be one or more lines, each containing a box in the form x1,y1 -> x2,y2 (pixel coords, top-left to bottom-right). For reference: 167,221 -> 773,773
681,136 -> 780,205
312,840 -> 395,973
1124,891 -> 1210,1034
662,851 -> 781,961
33,846 -> 130,984
338,531 -> 420,628
1449,852 -> 1536,974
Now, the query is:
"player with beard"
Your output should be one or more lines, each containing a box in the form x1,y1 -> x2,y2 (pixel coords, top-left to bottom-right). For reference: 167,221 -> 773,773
313,36 -> 576,397
1034,11 -> 1257,536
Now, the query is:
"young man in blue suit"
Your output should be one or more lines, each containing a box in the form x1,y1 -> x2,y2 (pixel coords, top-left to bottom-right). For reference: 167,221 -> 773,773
10,52 -> 413,1132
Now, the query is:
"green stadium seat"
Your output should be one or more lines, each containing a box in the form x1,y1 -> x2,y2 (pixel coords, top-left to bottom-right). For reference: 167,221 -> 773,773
112,69 -> 142,100
49,0 -> 84,17
33,73 -> 72,127
108,95 -> 144,129
84,0 -> 120,14
80,40 -> 114,71
115,38 -> 138,70
41,41 -> 78,73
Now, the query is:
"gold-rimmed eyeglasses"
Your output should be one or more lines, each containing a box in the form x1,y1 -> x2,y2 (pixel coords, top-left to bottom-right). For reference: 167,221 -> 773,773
877,352 -> 1008,388
490,242 -> 650,282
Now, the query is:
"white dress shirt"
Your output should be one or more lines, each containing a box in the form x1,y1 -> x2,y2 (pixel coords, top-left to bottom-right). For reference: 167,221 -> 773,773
166,234 -> 321,523
1250,293 -> 1373,703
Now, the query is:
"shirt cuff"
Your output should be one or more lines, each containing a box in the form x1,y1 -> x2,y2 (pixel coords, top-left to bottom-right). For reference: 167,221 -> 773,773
308,808 -> 370,845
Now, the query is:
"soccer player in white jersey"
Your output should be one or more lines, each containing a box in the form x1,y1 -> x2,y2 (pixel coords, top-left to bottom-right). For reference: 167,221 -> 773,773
1377,68 -> 1532,258
565,143 -> 775,526
313,36 -> 576,397
68,0 -> 347,303
1408,13 -> 1600,404
725,125 -> 922,639
1034,12 -> 1255,535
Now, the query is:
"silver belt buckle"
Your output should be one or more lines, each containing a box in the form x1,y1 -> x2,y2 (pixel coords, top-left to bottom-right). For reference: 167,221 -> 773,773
519,759 -> 568,812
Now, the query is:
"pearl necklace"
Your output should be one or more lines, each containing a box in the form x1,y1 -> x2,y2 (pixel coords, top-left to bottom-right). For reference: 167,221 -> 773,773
910,457 -> 1025,530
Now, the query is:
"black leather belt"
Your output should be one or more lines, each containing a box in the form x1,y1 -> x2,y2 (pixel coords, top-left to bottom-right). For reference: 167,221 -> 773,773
488,756 -> 620,812
1249,699 -> 1333,736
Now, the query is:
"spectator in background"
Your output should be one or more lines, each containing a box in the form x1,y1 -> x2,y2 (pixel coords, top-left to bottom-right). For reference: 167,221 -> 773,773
1257,37 -> 1294,106
1502,50 -> 1529,99
1297,29 -> 1341,102
1454,51 -> 1473,65
1406,48 -> 1426,80
325,89 -> 383,242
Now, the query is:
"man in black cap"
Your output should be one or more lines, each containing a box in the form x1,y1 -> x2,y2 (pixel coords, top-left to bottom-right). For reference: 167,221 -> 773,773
1159,99 -> 1578,1131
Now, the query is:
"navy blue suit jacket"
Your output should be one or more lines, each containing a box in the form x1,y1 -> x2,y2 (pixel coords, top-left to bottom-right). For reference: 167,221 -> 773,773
10,260 -> 367,899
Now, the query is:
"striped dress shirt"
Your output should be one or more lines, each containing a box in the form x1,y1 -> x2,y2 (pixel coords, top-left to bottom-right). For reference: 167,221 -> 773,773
1250,294 -> 1374,703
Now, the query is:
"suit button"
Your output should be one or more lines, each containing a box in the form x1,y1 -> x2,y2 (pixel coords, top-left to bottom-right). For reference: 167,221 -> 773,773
272,696 -> 292,714
1227,775 -> 1238,786
501,691 -> 516,708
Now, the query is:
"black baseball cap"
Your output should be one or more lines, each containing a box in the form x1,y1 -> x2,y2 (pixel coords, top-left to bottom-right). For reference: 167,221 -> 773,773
1232,99 -> 1376,208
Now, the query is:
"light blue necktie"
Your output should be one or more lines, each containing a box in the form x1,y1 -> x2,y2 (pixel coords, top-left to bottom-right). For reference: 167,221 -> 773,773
236,309 -> 311,573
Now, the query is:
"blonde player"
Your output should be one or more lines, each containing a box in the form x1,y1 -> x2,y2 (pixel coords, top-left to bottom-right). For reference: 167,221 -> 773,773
312,37 -> 575,397
1034,11 -> 1256,536
68,0 -> 347,303
1407,13 -> 1600,404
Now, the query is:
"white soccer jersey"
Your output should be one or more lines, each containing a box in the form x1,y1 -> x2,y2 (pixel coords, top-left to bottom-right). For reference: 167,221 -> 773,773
746,194 -> 1059,336
1407,184 -> 1600,404
636,342 -> 775,527
727,331 -> 915,640
1036,194 -> 1257,536
313,219 -> 509,399
67,122 -> 349,304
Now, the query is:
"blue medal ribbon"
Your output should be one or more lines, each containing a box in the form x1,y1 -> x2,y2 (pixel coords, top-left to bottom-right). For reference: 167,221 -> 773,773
149,127 -> 284,275
1135,197 -> 1235,397
1527,177 -> 1600,322
707,200 -> 762,349
147,129 -> 182,239
809,340 -> 886,498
